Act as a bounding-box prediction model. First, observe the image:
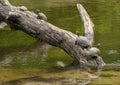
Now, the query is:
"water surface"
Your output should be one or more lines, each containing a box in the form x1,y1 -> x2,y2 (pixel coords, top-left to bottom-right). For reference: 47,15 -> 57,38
0,0 -> 120,85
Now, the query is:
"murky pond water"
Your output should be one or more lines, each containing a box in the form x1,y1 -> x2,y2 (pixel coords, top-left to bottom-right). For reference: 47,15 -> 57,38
0,0 -> 120,85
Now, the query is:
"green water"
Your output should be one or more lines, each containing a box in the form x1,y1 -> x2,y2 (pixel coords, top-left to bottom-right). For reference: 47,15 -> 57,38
0,0 -> 120,85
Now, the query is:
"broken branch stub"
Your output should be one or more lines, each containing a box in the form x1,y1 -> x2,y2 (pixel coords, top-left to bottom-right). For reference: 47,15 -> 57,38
77,4 -> 94,45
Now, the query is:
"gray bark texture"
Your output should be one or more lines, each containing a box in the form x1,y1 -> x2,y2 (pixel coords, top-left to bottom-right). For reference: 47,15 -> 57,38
0,0 -> 105,70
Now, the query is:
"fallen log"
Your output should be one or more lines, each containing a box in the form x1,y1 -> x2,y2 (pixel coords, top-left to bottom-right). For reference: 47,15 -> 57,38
0,0 -> 105,70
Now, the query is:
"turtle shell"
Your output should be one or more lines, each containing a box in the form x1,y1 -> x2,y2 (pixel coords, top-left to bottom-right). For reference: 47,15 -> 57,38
76,36 -> 90,48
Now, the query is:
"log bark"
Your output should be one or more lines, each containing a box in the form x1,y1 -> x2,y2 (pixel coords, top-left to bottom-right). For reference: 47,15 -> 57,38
0,0 -> 105,70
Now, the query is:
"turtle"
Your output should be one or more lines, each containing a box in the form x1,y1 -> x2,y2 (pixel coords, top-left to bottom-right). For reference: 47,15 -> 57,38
18,6 -> 28,11
37,12 -> 47,21
76,36 -> 91,48
75,31 -> 91,48
88,47 -> 100,56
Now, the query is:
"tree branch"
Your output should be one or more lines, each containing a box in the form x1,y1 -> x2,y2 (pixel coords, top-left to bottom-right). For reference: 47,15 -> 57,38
0,0 -> 105,70
77,4 -> 94,45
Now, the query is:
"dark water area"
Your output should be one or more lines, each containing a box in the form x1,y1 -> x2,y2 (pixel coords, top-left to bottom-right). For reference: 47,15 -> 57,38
0,0 -> 120,85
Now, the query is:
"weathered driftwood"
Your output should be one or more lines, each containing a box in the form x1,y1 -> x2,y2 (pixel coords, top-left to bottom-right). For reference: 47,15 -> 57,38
0,0 -> 105,70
